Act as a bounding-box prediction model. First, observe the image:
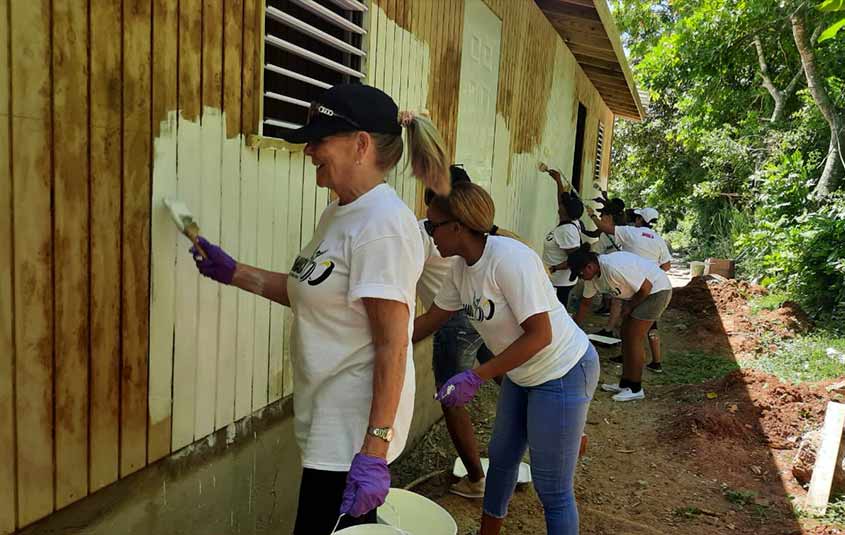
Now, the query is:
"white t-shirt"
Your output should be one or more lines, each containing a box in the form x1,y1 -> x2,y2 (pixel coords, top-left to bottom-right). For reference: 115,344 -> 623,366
416,219 -> 458,310
613,226 -> 671,266
596,232 -> 622,255
435,236 -> 591,387
287,184 -> 424,471
542,222 -> 581,287
582,251 -> 673,300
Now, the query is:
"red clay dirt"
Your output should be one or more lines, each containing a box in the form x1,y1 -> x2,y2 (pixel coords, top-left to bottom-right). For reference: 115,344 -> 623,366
393,275 -> 842,534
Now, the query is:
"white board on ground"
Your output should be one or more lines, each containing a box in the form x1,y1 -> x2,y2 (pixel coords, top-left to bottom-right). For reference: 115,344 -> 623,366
806,401 -> 845,515
453,457 -> 531,484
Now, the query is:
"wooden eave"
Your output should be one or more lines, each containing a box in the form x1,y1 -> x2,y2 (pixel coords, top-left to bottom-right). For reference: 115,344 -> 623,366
535,0 -> 644,120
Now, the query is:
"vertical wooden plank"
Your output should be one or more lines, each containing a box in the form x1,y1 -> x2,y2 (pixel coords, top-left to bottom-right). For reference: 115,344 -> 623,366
234,148 -> 258,420
365,0 -> 379,82
121,0 -> 152,477
300,163 -> 317,247
89,0 -> 122,492
282,153 -> 305,398
0,0 -> 15,529
194,0 -> 223,440
215,0 -> 244,430
241,0 -> 257,135
11,0 -> 54,525
376,0 -> 388,91
268,153 -> 289,402
392,0 -> 409,196
252,149 -> 274,410
313,166 -> 329,218
172,0 -> 202,451
53,0 -> 90,509
807,402 -> 845,514
148,0 -> 179,463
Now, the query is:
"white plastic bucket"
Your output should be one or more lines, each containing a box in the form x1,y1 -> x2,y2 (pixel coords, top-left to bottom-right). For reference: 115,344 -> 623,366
378,488 -> 457,535
689,261 -> 705,277
335,526 -> 408,534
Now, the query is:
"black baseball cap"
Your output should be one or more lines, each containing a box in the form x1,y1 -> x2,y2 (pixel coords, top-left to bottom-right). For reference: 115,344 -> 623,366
278,84 -> 402,144
567,246 -> 595,282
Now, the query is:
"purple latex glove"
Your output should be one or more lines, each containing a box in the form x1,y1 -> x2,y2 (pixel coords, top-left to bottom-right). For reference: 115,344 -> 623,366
340,453 -> 390,518
190,236 -> 236,285
435,370 -> 484,407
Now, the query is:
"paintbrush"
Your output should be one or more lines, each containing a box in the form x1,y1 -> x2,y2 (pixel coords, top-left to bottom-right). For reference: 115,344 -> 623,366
163,197 -> 208,259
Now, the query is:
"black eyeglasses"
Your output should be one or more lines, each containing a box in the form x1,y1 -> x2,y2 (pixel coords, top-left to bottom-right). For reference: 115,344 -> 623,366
308,101 -> 361,129
424,219 -> 456,237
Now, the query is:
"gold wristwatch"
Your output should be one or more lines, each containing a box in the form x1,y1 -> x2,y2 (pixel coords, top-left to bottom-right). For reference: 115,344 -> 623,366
367,426 -> 394,443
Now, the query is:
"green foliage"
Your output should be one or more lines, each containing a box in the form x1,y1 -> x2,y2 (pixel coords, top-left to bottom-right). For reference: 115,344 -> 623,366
724,488 -> 757,507
745,331 -> 845,383
609,0 -> 845,323
650,350 -> 740,385
748,292 -> 790,314
819,0 -> 845,42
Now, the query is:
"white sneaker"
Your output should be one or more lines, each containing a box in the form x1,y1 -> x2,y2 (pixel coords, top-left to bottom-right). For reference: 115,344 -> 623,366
612,388 -> 645,402
601,382 -> 623,393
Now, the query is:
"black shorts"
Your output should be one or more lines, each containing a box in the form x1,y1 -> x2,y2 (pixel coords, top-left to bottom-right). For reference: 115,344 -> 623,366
293,468 -> 378,534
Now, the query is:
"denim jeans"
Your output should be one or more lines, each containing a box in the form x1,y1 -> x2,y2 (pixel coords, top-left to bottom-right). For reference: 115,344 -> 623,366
432,311 -> 493,386
483,344 -> 600,535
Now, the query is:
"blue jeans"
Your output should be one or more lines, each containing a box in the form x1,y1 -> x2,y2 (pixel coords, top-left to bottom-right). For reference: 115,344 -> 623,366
432,311 -> 493,386
483,344 -> 599,535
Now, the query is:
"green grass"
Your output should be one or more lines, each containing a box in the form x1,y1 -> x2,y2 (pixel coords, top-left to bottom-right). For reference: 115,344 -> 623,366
652,350 -> 740,385
724,488 -> 757,507
744,332 -> 845,384
748,292 -> 790,315
794,494 -> 845,526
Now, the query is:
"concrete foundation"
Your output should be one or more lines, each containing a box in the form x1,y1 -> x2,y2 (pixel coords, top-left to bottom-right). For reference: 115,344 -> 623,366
21,339 -> 440,535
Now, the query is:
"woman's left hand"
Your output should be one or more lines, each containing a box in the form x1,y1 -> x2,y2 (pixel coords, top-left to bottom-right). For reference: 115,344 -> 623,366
435,370 -> 484,407
340,453 -> 391,517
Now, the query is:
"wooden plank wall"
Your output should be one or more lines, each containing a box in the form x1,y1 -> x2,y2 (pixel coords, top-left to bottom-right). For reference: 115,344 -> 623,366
0,0 -> 621,531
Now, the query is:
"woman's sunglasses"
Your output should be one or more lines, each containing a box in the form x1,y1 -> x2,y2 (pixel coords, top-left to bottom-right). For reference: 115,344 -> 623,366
308,101 -> 361,129
424,219 -> 456,237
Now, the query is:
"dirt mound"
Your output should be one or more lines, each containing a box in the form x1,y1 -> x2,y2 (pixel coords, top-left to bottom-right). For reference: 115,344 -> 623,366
667,369 -> 829,449
669,277 -> 812,357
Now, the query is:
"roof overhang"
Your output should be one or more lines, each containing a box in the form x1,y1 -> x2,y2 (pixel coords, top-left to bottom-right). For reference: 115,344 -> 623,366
535,0 -> 644,120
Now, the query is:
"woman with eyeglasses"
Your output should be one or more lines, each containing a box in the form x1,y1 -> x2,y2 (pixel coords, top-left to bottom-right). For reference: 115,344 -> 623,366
186,84 -> 449,534
417,165 -> 495,499
413,182 -> 599,535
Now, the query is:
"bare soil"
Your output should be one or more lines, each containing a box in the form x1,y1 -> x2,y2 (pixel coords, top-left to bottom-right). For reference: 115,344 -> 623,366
392,275 -> 844,534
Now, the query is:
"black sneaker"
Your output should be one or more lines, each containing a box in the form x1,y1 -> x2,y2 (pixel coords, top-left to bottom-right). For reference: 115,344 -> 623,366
609,354 -> 624,364
646,362 -> 663,373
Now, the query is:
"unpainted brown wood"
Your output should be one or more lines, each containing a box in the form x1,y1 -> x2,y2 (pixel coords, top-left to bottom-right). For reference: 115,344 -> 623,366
11,0 -> 55,526
89,0 -> 123,493
535,0 -> 601,22
120,0 -> 152,478
241,0 -> 257,134
52,0 -> 90,509
0,0 -> 15,529
565,42 -> 618,62
224,0 -> 244,138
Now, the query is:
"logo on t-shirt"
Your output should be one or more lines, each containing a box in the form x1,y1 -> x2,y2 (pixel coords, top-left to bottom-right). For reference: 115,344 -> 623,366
545,231 -> 554,241
463,295 -> 495,322
642,232 -> 655,239
291,242 -> 335,286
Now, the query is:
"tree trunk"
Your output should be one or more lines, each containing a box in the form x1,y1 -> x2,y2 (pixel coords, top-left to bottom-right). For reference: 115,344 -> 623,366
790,11 -> 845,194
753,35 -> 805,123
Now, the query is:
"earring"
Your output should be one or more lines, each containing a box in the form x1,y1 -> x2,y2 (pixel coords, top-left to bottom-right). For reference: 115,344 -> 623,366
356,160 -> 362,166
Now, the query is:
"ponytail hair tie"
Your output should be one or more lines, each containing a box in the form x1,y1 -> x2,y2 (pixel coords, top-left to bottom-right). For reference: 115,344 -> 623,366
490,225 -> 499,235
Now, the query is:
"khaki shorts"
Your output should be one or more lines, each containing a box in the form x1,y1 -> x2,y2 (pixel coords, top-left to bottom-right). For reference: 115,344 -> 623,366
631,289 -> 672,322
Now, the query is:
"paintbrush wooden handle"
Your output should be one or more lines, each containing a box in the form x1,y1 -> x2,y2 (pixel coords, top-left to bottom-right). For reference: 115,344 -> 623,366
184,223 -> 208,259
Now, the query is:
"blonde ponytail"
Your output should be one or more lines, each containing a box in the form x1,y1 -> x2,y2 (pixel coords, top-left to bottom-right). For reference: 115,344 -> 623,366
430,182 -> 522,242
405,114 -> 449,196
370,112 -> 449,196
